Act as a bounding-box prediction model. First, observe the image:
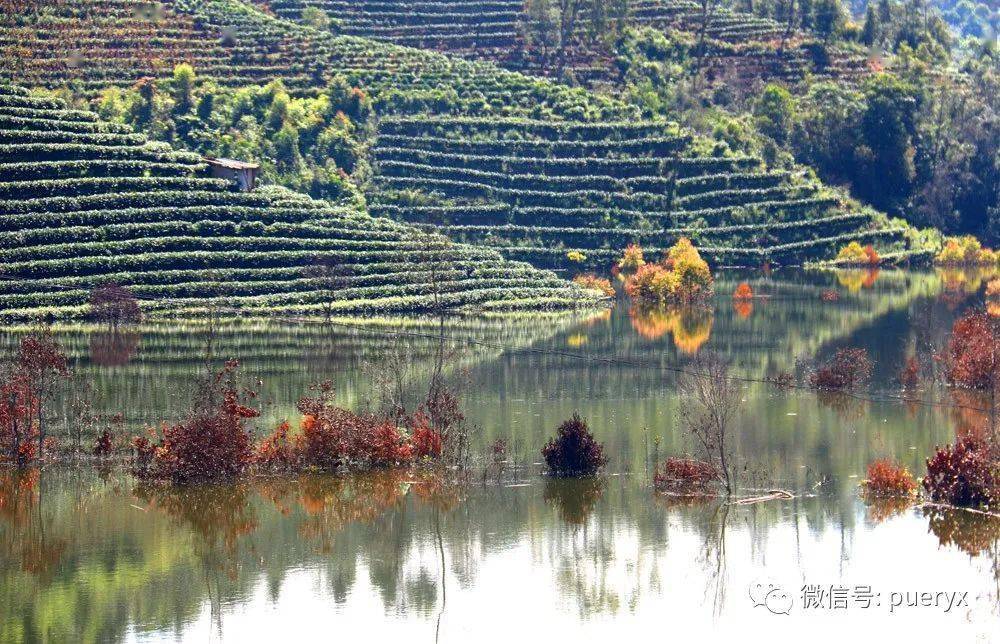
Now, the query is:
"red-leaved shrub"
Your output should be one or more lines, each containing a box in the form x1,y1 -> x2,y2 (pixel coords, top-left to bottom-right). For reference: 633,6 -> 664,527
0,378 -> 37,466
93,428 -> 114,458
412,425 -> 443,458
0,330 -> 70,465
809,348 -> 873,390
132,361 -> 258,483
923,435 -> 998,508
256,421 -> 297,470
863,458 -> 916,496
541,413 -> 607,476
295,382 -> 414,469
945,310 -> 998,389
900,356 -> 920,389
653,457 -> 720,495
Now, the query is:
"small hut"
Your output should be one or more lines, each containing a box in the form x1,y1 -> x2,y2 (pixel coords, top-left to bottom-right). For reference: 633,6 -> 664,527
203,157 -> 260,192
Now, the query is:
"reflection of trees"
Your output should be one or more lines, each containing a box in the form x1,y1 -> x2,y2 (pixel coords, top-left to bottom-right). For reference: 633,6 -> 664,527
0,469 -> 67,581
543,477 -> 605,525
863,496 -> 913,524
835,268 -> 880,293
88,330 -> 140,367
815,391 -> 869,422
924,506 -> 1000,558
135,482 -> 258,577
732,299 -> 753,320
629,305 -> 713,354
948,389 -> 991,440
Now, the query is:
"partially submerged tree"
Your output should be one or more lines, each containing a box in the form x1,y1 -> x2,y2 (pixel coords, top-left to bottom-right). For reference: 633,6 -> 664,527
89,283 -> 142,327
678,353 -> 741,495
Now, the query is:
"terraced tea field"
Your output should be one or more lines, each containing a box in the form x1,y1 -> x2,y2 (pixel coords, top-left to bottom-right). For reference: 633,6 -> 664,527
0,84 -> 600,319
0,0 -> 925,276
259,0 -> 871,89
369,115 -> 911,267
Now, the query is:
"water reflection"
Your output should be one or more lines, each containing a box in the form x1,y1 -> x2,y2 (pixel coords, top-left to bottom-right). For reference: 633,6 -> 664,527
0,468 -> 998,640
0,268 -> 998,638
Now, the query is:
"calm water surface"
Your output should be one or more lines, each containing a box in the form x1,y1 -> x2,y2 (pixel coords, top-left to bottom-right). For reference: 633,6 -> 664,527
2,268 -> 999,641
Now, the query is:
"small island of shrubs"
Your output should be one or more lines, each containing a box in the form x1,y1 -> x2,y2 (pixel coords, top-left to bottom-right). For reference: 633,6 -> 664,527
620,238 -> 713,305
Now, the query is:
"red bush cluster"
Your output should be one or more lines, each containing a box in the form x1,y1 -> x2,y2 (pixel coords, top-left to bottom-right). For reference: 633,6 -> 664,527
93,428 -> 114,458
923,436 -> 998,509
0,330 -> 70,466
809,348 -> 873,390
863,458 -> 916,497
255,382 -> 444,472
132,361 -> 257,483
899,356 -> 920,389
294,385 -> 414,469
945,310 -> 998,389
653,457 -> 719,495
541,414 -> 607,476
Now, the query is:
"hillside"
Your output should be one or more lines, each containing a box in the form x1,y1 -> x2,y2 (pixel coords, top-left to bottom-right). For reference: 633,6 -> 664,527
260,0 -> 873,90
0,0 -> 928,269
0,83 -> 601,319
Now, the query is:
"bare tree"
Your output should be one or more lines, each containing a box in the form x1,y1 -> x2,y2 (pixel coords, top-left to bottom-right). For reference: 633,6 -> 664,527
678,353 -> 741,495
694,0 -> 722,83
304,258 -> 351,320
411,230 -> 453,314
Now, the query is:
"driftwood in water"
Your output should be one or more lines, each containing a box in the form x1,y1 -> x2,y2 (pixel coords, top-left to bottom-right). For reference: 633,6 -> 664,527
734,489 -> 795,505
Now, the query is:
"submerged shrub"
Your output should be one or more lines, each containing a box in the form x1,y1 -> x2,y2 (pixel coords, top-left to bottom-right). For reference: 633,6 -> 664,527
653,457 -> 719,495
624,263 -> 679,303
572,273 -> 615,297
132,361 -> 258,483
624,238 -> 712,304
945,310 -> 998,388
541,413 -> 607,476
666,238 -> 713,299
93,428 -> 114,458
863,458 -> 916,497
295,383 -> 414,469
923,436 -> 998,509
809,347 -> 873,390
411,425 -> 443,459
256,420 -> 297,471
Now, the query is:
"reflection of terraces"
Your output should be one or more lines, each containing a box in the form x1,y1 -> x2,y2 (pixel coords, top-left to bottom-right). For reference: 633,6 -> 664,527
523,269 -> 957,386
4,469 -> 997,640
0,311 -> 596,429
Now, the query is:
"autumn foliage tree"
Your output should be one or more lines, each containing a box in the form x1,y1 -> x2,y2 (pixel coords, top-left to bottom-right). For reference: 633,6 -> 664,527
0,330 -> 70,465
89,283 -> 142,327
945,310 -> 999,389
